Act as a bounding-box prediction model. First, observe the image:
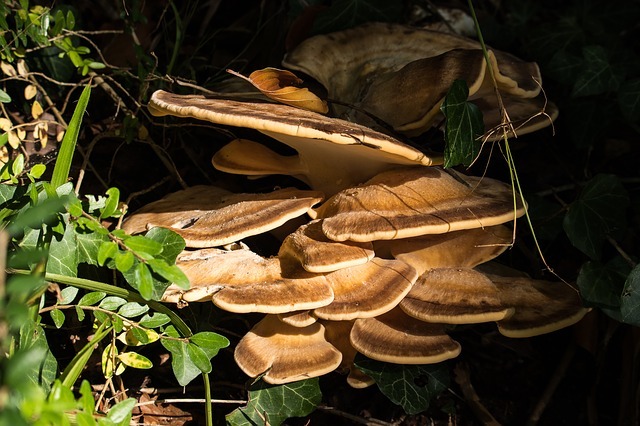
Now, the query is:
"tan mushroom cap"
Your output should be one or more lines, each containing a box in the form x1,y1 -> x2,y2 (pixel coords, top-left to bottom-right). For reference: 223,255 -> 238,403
489,275 -> 590,338
283,23 -> 550,138
316,167 -> 525,242
278,220 -> 374,273
313,258 -> 417,321
400,268 -> 514,324
322,320 -> 375,389
149,90 -> 439,195
235,315 -> 342,384
163,248 -> 334,314
277,310 -> 317,328
350,307 -> 461,364
378,225 -> 512,275
122,185 -> 323,248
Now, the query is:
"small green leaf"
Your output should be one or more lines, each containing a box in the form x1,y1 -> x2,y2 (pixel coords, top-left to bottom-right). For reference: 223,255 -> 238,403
28,163 -> 46,179
59,286 -> 79,305
100,187 -> 120,219
133,262 -> 154,300
145,227 -> 186,263
106,398 -> 136,424
355,356 -> 449,415
114,250 -> 134,273
12,153 -> 24,176
190,331 -> 229,358
620,264 -> 640,326
118,352 -> 153,369
139,312 -> 171,328
187,343 -> 212,373
577,257 -> 630,309
99,296 -> 127,311
79,380 -> 96,414
440,79 -> 483,168
117,302 -> 149,318
78,291 -> 106,306
124,235 -> 163,256
0,88 -> 11,103
226,379 -> 322,426
50,308 -> 65,328
97,241 -> 118,266
147,258 -> 189,289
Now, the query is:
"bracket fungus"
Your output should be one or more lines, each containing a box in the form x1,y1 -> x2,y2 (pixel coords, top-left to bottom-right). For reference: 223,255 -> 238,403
149,90 -> 439,195
283,22 -> 557,138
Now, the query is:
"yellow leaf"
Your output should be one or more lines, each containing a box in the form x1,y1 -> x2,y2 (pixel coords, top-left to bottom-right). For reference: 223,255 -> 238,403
0,61 -> 16,77
8,130 -> 20,149
16,127 -> 25,140
0,147 -> 9,165
16,59 -> 28,76
24,84 -> 37,100
0,117 -> 12,131
36,122 -> 48,148
56,129 -> 65,142
31,100 -> 43,119
227,67 -> 328,114
138,124 -> 149,140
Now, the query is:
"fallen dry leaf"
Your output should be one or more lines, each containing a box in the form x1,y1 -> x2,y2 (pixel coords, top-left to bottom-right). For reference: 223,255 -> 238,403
227,67 -> 328,114
138,393 -> 193,425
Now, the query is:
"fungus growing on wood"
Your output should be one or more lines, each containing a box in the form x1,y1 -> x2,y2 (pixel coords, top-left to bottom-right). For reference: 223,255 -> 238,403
350,307 -> 461,364
122,185 -> 323,248
149,90 -> 439,195
283,22 -> 557,138
316,167 -> 525,242
234,315 -> 342,384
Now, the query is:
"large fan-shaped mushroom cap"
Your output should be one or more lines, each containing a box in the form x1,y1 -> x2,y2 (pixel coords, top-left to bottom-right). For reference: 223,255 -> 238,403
316,167 -> 525,242
149,90 -> 439,195
122,185 -> 323,248
234,315 -> 342,384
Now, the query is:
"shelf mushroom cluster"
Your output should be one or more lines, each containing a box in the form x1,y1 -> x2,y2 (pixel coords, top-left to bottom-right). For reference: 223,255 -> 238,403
125,23 -> 587,386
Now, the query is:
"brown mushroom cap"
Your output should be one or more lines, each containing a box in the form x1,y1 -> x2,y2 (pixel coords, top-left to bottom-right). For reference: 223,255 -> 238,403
149,90 -> 440,195
164,248 -> 334,314
322,320 -> 375,389
378,225 -> 512,275
313,258 -> 418,321
316,167 -> 525,242
278,220 -> 374,273
283,23 -> 550,138
400,268 -> 514,324
350,307 -> 461,364
234,315 -> 342,384
122,185 -> 323,248
489,275 -> 590,338
277,310 -> 317,327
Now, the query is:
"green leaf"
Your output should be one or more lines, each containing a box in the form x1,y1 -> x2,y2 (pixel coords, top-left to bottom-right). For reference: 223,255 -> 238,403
100,187 -> 120,219
147,258 -> 189,289
618,78 -> 640,122
50,308 -> 65,328
28,163 -> 46,179
51,84 -> 90,188
577,257 -> 630,309
117,302 -> 149,318
118,352 -> 153,369
124,235 -> 163,256
97,241 -> 118,266
114,250 -> 134,272
563,174 -> 629,259
620,264 -> 640,326
79,380 -> 96,414
189,331 -> 229,358
139,312 -> 171,328
187,343 -> 212,373
59,286 -> 79,304
99,296 -> 127,311
106,398 -> 136,424
572,45 -> 625,97
78,291 -> 106,306
440,79 -> 483,168
12,153 -> 24,175
133,262 -> 154,300
145,226 -> 186,263
226,379 -> 322,426
48,218 -> 78,277
75,228 -> 109,265
6,195 -> 67,237
160,338 -> 200,386
0,88 -> 11,102
355,356 -> 449,415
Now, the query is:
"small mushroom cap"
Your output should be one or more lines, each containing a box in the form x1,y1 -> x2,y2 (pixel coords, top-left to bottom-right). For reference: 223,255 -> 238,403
277,310 -> 317,328
212,138 -> 307,177
489,275 -> 590,338
122,185 -> 323,248
378,225 -> 512,275
149,90 -> 439,195
313,258 -> 418,321
278,220 -> 374,273
350,307 -> 461,364
400,268 -> 514,324
164,248 -> 334,314
316,167 -> 525,242
235,315 -> 342,384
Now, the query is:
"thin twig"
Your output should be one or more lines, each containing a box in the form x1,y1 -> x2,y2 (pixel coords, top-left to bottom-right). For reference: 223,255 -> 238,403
317,405 -> 398,426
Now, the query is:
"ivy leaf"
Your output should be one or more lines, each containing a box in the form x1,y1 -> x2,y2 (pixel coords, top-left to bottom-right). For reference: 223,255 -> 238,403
226,378 -> 322,426
75,227 -> 109,265
187,343 -> 212,373
47,216 -> 78,277
144,227 -> 186,264
618,78 -> 640,122
563,174 -> 629,259
620,265 -> 640,326
577,257 -> 630,309
355,356 -> 449,415
440,79 -> 483,168
572,45 -> 625,97
160,338 -> 200,386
